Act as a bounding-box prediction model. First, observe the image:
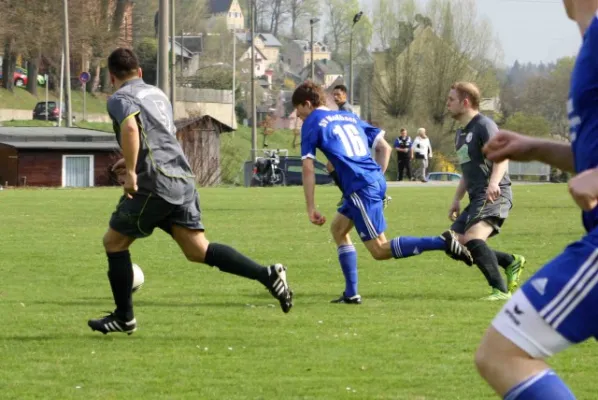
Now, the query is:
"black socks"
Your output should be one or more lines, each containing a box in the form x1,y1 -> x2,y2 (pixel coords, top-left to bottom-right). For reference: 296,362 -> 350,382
466,239 -> 508,293
494,251 -> 515,269
204,243 -> 270,286
107,250 -> 134,321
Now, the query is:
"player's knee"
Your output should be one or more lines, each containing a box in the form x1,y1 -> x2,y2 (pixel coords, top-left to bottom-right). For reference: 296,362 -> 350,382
367,244 -> 387,260
103,230 -> 130,253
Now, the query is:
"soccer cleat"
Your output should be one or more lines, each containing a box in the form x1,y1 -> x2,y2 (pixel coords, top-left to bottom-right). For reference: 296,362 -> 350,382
480,288 -> 511,301
383,195 -> 392,210
267,264 -> 293,313
330,293 -> 362,304
88,312 -> 137,335
505,254 -> 526,294
440,230 -> 474,266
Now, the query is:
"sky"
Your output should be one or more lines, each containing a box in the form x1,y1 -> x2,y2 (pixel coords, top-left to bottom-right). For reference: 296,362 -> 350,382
360,0 -> 582,66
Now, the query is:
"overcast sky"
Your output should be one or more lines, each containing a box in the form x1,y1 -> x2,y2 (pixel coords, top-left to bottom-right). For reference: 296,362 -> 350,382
359,0 -> 582,65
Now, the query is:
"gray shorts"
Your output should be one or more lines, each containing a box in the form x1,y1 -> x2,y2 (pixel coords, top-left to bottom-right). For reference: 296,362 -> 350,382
451,195 -> 512,237
109,191 -> 204,239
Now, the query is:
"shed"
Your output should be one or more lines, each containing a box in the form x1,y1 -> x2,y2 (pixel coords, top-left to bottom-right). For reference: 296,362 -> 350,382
0,127 -> 120,187
175,115 -> 234,186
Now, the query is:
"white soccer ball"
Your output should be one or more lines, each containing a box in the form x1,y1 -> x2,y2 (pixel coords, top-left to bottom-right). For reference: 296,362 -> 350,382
132,263 -> 145,293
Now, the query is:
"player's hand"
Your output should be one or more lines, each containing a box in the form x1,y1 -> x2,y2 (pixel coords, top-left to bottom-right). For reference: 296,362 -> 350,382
486,182 -> 501,203
483,130 -> 537,163
449,200 -> 461,222
112,158 -> 126,173
568,168 -> 598,211
308,209 -> 326,226
123,171 -> 138,199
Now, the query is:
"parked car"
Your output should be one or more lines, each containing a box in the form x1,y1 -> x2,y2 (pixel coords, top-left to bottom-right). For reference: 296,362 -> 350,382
32,101 -> 65,122
279,156 -> 334,186
426,172 -> 462,182
15,67 -> 46,86
0,69 -> 28,87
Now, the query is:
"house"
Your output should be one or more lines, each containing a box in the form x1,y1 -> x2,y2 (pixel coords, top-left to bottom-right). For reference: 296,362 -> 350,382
239,44 -> 270,78
175,115 -> 234,186
172,35 -> 204,77
208,0 -> 244,32
283,40 -> 331,75
236,32 -> 283,67
0,127 -> 120,187
300,59 -> 344,89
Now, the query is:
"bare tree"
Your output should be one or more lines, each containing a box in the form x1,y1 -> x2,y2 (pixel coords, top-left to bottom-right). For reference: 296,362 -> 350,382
287,0 -> 318,39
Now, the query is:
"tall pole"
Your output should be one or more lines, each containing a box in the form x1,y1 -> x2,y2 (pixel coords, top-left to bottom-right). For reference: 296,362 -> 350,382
250,0 -> 257,161
349,31 -> 353,104
310,24 -> 314,81
232,32 -> 236,132
169,0 -> 175,115
58,48 -> 64,127
63,0 -> 72,127
158,0 -> 169,97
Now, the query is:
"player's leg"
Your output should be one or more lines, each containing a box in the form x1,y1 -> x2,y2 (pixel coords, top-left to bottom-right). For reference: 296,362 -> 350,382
474,238 -> 598,399
462,220 -> 509,298
347,179 -> 472,264
166,192 -> 293,313
406,159 -> 412,180
329,211 -> 360,304
88,194 -> 170,335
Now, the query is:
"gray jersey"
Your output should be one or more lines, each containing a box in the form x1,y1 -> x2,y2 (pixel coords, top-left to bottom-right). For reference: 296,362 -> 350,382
338,102 -> 354,113
455,113 -> 511,198
107,78 -> 195,205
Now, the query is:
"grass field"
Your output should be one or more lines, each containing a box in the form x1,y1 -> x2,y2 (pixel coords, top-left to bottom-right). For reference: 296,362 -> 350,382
0,88 -> 109,115
1,184 -> 595,400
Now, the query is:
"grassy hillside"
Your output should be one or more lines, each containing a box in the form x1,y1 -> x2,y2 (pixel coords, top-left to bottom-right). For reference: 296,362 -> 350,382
0,87 -> 109,114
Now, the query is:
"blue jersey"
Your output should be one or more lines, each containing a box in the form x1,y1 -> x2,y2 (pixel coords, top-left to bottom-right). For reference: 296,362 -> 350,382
569,15 -> 598,234
301,109 -> 385,195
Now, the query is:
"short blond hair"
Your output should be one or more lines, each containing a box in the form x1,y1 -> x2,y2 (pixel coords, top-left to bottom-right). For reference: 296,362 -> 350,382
451,82 -> 481,110
417,127 -> 426,135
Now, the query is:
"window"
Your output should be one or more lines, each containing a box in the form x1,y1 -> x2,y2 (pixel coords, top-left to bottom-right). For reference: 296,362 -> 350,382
62,155 -> 94,187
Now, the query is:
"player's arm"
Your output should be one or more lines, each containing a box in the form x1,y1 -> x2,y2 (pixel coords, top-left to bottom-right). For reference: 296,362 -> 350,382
120,117 -> 140,175
489,159 -> 508,186
484,131 -> 575,172
449,177 -> 467,221
374,138 -> 392,173
302,158 -> 317,211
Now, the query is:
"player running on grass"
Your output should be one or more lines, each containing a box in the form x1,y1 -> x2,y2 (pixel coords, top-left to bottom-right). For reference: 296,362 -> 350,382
293,81 -> 473,304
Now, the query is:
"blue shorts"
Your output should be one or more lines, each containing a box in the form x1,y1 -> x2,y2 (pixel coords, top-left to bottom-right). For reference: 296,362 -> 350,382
338,178 -> 387,242
492,234 -> 598,358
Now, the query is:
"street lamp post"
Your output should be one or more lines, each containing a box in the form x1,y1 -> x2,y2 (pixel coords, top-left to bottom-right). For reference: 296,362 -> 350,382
349,11 -> 363,105
309,18 -> 320,81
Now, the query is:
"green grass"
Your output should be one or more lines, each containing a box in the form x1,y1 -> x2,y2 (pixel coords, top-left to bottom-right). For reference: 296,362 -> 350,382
0,88 -> 109,115
0,184 -> 595,399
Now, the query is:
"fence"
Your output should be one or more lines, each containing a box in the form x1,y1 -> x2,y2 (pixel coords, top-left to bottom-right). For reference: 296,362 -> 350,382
508,161 -> 551,181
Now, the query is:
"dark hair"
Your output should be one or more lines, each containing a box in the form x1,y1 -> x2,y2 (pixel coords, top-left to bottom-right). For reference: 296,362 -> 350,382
451,81 -> 481,110
333,84 -> 348,93
292,80 -> 326,108
108,48 -> 140,80
400,128 -> 406,133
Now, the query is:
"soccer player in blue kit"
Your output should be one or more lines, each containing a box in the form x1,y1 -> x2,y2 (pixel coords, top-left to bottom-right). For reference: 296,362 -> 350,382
292,81 -> 473,304
474,1 -> 598,398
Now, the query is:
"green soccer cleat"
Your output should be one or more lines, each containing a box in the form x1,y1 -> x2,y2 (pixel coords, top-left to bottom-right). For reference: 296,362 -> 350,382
505,254 -> 526,294
480,288 -> 511,301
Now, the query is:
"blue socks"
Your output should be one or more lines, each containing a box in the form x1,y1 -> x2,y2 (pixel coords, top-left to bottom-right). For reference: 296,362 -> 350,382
338,245 -> 358,297
504,369 -> 575,400
390,236 -> 445,259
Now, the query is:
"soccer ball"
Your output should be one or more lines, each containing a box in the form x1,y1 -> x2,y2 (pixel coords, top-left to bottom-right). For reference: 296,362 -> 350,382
132,263 -> 145,293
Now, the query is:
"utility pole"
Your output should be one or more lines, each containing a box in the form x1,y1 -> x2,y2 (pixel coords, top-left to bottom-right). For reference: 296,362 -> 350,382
63,0 -> 72,127
349,11 -> 363,105
232,31 -> 236,133
169,0 -> 176,115
250,0 -> 257,161
309,18 -> 320,81
158,0 -> 169,97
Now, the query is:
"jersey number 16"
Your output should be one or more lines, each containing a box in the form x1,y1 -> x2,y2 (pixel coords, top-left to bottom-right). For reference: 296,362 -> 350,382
333,124 -> 367,157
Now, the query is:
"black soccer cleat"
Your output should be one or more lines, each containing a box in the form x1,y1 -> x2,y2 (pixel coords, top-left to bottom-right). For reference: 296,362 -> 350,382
267,264 -> 293,313
441,230 -> 474,266
331,293 -> 362,304
88,312 -> 137,335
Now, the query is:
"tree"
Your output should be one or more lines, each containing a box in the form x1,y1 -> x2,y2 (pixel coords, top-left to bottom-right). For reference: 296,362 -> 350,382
501,112 -> 552,138
418,0 -> 502,124
287,0 -> 318,39
323,0 -> 372,61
